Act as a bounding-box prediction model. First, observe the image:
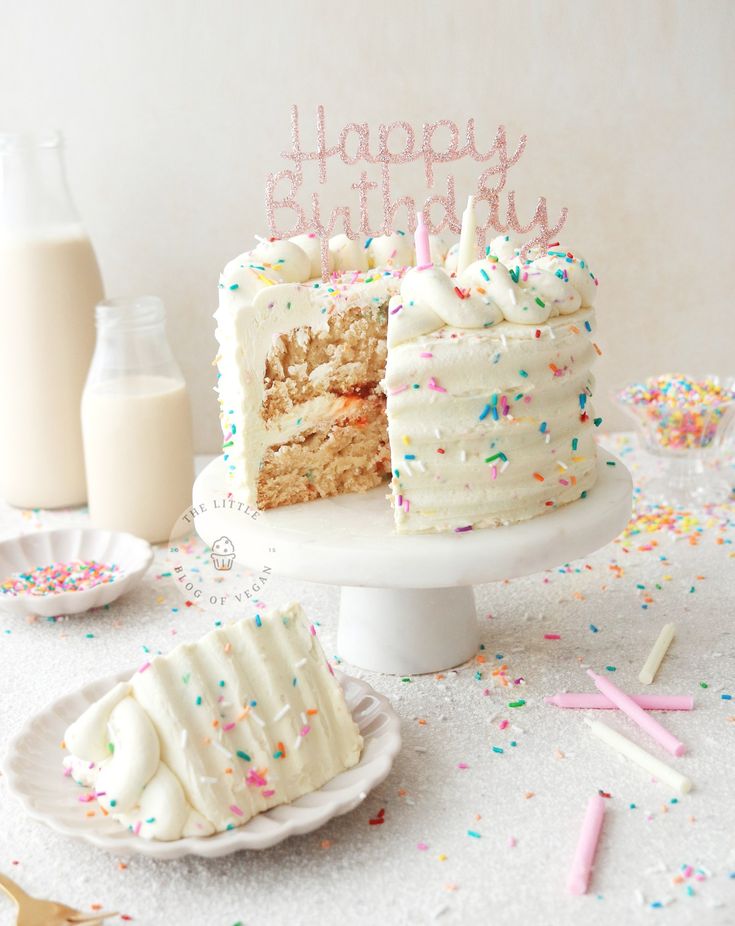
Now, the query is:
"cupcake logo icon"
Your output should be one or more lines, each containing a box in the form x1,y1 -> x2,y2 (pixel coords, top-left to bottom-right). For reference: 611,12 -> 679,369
211,536 -> 236,571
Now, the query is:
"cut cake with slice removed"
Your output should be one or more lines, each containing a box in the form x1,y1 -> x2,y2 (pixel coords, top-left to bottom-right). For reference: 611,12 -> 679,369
215,231 -> 601,532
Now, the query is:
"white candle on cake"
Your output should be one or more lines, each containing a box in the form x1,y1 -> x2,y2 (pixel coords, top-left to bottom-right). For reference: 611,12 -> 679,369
455,195 -> 477,275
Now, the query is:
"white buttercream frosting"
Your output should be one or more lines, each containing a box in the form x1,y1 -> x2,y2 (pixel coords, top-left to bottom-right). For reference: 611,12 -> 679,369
384,240 -> 599,533
251,239 -> 311,283
288,233 -> 328,278
388,265 -> 504,348
329,233 -> 369,272
385,310 -> 599,532
63,603 -> 363,840
367,231 -> 414,269
388,234 -> 596,347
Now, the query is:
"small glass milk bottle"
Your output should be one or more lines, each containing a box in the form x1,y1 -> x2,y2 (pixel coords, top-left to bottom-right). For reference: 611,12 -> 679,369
0,130 -> 104,508
82,296 -> 194,543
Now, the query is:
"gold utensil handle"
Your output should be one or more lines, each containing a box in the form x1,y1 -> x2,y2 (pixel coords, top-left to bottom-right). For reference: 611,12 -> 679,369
0,871 -> 30,903
67,916 -> 118,925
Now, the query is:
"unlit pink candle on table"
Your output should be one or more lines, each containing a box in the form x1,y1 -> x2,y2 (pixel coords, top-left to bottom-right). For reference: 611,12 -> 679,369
586,669 -> 686,757
545,692 -> 694,711
567,794 -> 606,895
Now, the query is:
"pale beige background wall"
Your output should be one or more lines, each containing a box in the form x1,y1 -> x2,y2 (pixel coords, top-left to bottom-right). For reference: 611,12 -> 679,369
1,0 -> 733,451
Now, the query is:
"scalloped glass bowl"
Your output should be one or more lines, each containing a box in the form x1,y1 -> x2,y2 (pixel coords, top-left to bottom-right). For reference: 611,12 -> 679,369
613,374 -> 735,507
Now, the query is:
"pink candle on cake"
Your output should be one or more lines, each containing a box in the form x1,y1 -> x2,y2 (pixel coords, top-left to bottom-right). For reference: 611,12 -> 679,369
414,210 -> 431,267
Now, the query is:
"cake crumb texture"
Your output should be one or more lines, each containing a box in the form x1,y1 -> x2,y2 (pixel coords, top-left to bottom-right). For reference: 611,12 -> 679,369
263,305 -> 387,419
256,406 -> 390,508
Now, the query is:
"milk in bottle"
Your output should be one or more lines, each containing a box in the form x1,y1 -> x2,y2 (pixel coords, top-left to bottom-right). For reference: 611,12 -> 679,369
0,131 -> 104,507
82,296 -> 194,543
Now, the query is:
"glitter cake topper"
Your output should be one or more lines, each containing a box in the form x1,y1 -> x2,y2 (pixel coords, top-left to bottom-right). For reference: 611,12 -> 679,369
266,105 -> 568,278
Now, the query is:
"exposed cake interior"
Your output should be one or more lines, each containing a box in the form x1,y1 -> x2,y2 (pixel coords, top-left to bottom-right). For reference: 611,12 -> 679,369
257,302 -> 390,509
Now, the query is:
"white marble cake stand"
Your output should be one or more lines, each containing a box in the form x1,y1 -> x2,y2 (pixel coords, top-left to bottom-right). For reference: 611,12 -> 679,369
192,451 -> 632,675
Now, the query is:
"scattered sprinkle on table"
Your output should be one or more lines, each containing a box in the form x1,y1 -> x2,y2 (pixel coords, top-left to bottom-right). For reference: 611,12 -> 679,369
368,808 -> 386,825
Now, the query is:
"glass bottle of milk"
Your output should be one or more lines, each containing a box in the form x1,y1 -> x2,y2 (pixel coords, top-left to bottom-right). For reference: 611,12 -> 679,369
82,296 -> 194,543
0,131 -> 104,507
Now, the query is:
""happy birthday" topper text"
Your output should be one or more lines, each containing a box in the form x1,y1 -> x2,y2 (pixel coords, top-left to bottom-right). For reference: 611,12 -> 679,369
266,105 -> 567,278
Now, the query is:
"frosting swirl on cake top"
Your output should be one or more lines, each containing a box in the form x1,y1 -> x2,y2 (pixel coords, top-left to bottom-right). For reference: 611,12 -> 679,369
387,234 -> 597,346
218,232 -> 596,339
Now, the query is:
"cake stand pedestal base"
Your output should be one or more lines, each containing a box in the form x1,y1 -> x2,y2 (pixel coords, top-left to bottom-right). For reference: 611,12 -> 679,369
192,451 -> 632,676
338,586 -> 478,675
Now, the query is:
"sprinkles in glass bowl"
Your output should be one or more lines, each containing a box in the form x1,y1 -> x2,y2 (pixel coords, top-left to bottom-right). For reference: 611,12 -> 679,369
615,374 -> 735,452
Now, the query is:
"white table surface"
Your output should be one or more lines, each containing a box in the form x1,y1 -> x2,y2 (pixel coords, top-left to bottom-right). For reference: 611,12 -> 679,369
0,433 -> 733,926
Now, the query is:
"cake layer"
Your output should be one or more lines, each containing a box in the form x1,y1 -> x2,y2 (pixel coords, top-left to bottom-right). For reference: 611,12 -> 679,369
261,393 -> 381,447
257,404 -> 390,509
263,304 -> 387,419
64,603 -> 363,840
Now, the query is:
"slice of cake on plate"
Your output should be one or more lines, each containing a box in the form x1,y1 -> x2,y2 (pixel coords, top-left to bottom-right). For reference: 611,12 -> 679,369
63,603 -> 363,841
215,231 -> 600,532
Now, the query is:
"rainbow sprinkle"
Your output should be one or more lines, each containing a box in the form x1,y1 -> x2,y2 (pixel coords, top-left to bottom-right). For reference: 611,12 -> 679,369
1,559 -> 121,597
617,374 -> 735,451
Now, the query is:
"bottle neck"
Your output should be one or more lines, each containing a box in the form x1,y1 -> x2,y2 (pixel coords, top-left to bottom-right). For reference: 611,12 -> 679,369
0,131 -> 80,234
86,297 -> 185,389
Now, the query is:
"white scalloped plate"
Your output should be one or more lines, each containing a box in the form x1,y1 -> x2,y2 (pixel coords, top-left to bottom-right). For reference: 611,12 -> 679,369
3,669 -> 401,859
0,529 -> 153,618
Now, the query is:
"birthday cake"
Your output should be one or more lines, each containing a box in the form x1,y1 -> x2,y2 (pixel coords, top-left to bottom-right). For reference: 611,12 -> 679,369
63,603 -> 363,840
214,229 -> 601,532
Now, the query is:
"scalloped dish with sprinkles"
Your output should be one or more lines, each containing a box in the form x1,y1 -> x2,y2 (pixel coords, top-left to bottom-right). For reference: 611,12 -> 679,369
1,559 -> 122,597
62,603 -> 363,841
214,230 -> 602,533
